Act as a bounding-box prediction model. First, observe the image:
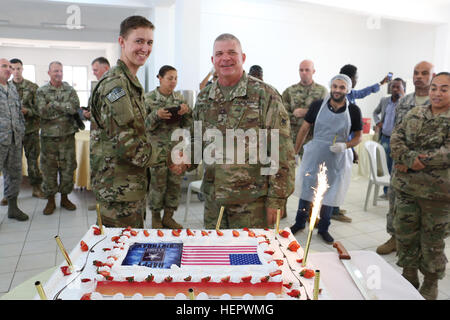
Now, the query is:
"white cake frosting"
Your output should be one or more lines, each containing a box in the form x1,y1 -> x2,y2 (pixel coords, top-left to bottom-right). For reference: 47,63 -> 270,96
38,226 -> 326,300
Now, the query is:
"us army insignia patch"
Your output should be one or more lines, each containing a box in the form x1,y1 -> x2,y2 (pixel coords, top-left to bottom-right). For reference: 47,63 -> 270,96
106,87 -> 126,103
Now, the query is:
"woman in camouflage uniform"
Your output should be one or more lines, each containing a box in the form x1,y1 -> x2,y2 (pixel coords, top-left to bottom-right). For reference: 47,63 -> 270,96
391,72 -> 449,300
145,66 -> 192,229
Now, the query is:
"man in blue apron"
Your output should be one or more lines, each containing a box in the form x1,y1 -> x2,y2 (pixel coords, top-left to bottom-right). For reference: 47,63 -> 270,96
290,74 -> 363,244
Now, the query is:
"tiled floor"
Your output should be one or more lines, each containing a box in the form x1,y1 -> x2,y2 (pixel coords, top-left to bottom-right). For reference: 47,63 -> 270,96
0,175 -> 449,299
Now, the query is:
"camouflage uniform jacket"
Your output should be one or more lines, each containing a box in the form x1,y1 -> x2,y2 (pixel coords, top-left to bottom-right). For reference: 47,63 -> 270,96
282,81 -> 328,145
391,105 -> 449,201
0,83 -> 25,146
89,59 -> 152,202
144,88 -> 193,166
394,92 -> 430,127
192,72 -> 295,209
37,81 -> 80,137
10,79 -> 39,134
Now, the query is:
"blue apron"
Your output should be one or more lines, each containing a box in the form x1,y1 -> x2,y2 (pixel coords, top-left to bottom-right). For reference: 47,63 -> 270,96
297,96 -> 353,207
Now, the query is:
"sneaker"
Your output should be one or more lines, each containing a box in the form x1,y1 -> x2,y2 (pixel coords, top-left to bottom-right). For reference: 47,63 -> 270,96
290,224 -> 305,235
318,231 -> 334,244
330,213 -> 352,223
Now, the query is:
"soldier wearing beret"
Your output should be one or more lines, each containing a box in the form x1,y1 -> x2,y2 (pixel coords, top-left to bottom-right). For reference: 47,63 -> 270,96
89,16 -> 154,228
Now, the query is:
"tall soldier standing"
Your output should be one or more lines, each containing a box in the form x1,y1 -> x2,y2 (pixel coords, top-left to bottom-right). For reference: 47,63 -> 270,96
9,58 -> 45,199
89,16 -> 154,228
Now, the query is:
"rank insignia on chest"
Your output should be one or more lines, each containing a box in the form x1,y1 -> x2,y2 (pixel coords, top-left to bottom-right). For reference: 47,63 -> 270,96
106,87 -> 126,103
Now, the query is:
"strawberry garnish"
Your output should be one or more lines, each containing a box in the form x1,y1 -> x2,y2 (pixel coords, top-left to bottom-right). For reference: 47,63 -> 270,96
126,276 -> 134,283
130,230 -> 138,237
164,276 -> 173,282
80,293 -> 91,300
111,236 -> 120,243
274,259 -> 284,266
287,289 -> 301,298
216,230 -> 224,236
264,250 -> 275,255
300,269 -> 315,279
172,230 -> 180,237
157,230 -> 164,237
80,241 -> 89,252
93,227 -> 101,235
145,274 -> 154,282
269,270 -> 282,277
296,258 -> 303,263
186,229 -> 195,236
93,260 -> 104,267
184,276 -> 192,281
283,282 -> 293,289
143,230 -> 150,237
279,230 -> 290,238
60,266 -> 72,276
288,241 -> 301,252
260,276 -> 270,283
241,276 -> 252,283
221,276 -> 230,283
232,230 -> 240,237
247,230 -> 256,237
201,276 -> 211,283
201,230 -> 209,236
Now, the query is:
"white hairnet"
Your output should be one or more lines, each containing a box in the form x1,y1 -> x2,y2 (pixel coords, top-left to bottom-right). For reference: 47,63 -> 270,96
329,74 -> 352,94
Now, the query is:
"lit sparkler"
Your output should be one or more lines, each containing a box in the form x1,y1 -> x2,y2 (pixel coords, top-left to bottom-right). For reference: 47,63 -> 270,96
302,163 -> 329,267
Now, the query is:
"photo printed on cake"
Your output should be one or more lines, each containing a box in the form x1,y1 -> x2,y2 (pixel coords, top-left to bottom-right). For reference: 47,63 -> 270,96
122,243 -> 183,268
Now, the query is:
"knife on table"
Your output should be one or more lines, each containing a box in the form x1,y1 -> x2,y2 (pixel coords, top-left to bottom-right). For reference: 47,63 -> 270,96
333,241 -> 378,300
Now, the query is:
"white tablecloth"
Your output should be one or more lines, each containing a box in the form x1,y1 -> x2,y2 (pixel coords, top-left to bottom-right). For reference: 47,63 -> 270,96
308,250 -> 423,300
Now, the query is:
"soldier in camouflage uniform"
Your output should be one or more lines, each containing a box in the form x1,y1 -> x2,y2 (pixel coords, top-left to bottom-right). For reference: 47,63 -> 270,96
90,16 -> 154,228
144,65 -> 192,229
377,61 -> 434,255
0,58 -> 29,221
37,61 -> 80,215
9,58 -> 44,199
181,34 -> 295,229
390,72 -> 449,300
282,60 -> 328,152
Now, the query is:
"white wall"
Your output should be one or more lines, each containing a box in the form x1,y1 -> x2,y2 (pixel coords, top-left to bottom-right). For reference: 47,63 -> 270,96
1,46 -> 106,86
191,0 -> 442,120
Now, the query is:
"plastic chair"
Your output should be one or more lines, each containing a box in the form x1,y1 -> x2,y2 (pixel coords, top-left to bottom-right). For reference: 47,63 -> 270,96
363,141 -> 391,211
184,180 -> 203,221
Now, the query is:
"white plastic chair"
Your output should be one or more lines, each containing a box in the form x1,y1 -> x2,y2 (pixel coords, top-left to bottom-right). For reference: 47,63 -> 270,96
184,180 -> 203,221
363,141 -> 391,211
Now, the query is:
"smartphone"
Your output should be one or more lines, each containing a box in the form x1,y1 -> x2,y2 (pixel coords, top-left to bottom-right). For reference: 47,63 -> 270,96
164,106 -> 182,124
387,72 -> 393,81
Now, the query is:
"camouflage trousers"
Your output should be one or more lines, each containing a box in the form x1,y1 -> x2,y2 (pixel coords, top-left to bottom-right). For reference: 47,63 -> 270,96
23,130 -> 42,186
97,198 -> 146,228
40,134 -> 77,197
393,190 -> 450,279
0,138 -> 23,199
204,188 -> 268,229
148,165 -> 182,212
386,176 -> 396,236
